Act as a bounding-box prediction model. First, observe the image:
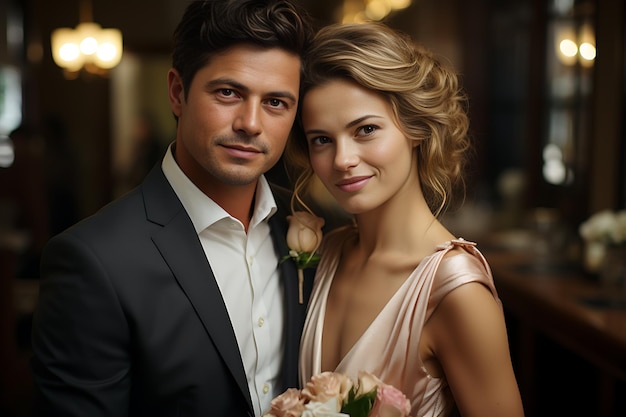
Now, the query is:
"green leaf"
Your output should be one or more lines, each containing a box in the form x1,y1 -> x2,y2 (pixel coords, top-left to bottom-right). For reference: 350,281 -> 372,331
340,388 -> 377,417
281,251 -> 321,269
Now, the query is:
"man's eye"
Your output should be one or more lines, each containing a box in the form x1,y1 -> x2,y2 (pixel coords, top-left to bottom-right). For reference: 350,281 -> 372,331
220,89 -> 234,96
267,98 -> 287,109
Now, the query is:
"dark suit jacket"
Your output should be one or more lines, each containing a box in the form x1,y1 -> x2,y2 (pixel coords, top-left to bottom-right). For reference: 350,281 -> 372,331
31,164 -> 314,417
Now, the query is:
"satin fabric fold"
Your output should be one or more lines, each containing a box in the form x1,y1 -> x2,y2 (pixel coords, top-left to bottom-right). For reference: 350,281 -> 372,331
299,230 -> 501,417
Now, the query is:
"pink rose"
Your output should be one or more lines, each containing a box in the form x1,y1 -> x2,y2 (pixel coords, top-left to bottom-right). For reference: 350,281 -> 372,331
263,388 -> 305,417
368,384 -> 411,417
301,372 -> 353,408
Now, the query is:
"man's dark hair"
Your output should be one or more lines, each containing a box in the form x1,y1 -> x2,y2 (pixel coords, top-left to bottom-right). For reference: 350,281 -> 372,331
172,0 -> 314,98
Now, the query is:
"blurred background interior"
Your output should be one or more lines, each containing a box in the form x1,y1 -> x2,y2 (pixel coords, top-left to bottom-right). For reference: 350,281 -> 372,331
1,0 -> 625,416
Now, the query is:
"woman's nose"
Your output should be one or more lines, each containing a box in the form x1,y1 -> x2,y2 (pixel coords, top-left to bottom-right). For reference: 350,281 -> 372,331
333,140 -> 359,171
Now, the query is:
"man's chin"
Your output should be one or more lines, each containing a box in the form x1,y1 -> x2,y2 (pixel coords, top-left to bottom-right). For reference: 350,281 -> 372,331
215,167 -> 266,186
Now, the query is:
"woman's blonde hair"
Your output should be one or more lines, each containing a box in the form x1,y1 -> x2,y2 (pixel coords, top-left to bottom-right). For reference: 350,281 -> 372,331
286,22 -> 471,217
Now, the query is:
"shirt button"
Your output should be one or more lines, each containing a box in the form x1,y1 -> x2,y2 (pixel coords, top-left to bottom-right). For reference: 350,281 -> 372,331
257,317 -> 265,327
248,256 -> 253,265
263,384 -> 270,394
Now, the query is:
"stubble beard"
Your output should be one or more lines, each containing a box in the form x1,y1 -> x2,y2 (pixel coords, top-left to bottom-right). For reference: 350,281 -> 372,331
209,134 -> 272,186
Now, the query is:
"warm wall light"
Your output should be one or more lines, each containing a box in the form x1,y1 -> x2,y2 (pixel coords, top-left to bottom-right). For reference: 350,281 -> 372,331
555,22 -> 577,66
554,20 -> 595,67
559,38 -> 578,60
343,0 -> 412,23
578,22 -> 595,67
51,0 -> 122,75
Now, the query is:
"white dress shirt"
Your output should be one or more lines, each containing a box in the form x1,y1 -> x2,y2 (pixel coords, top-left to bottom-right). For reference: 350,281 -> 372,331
162,144 -> 285,417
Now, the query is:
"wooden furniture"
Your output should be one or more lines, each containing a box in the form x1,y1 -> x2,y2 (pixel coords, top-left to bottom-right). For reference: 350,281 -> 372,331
484,245 -> 626,417
0,230 -> 35,417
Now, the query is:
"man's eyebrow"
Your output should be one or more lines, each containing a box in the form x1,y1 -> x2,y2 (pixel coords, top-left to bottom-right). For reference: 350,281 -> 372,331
206,77 -> 297,104
206,77 -> 247,92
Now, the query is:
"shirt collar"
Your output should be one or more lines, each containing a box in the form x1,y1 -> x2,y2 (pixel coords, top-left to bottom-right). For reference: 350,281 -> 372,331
161,142 -> 277,233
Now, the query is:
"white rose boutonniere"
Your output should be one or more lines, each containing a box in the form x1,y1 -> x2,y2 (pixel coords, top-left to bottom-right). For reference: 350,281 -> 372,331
284,211 -> 325,304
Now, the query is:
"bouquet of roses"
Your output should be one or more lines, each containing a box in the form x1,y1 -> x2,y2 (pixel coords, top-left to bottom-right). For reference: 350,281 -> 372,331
263,371 -> 412,417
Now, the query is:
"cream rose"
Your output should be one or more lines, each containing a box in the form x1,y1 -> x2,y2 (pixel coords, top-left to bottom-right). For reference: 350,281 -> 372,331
286,211 -> 325,254
301,372 -> 353,408
354,371 -> 383,397
263,388 -> 305,417
285,211 -> 325,304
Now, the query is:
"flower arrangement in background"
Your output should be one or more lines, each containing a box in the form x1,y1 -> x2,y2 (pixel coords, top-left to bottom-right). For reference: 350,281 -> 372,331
579,209 -> 626,246
263,371 -> 412,417
579,209 -> 626,272
284,211 -> 325,303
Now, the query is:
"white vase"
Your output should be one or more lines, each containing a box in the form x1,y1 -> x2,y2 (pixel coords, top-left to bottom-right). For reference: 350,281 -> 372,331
583,241 -> 606,274
599,245 -> 626,288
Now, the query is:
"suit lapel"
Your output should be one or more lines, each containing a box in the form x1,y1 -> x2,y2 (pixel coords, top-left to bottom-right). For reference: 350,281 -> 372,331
141,167 -> 312,401
141,166 -> 253,411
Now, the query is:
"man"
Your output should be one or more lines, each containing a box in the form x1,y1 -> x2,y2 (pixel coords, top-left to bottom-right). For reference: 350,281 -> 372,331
30,1 -> 314,416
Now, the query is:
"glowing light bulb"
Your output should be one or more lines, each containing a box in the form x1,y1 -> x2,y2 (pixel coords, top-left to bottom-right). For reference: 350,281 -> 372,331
579,42 -> 596,60
59,42 -> 80,62
559,39 -> 578,57
80,36 -> 99,55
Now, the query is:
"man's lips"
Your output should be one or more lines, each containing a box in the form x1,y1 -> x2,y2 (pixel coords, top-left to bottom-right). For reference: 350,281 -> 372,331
335,176 -> 372,192
221,144 -> 263,159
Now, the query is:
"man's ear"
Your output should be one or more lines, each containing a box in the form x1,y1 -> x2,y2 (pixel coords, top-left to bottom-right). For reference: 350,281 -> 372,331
168,68 -> 185,117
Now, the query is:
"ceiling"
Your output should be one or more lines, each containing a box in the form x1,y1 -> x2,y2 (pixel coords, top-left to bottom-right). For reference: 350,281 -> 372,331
30,0 -> 343,55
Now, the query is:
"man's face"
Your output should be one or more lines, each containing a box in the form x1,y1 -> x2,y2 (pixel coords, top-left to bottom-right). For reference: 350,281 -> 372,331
168,44 -> 301,192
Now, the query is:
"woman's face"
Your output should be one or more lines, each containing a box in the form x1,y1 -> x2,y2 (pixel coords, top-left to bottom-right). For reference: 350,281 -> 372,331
301,79 -> 418,214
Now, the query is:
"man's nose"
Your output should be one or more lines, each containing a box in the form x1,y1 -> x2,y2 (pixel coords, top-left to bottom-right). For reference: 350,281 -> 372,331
233,101 -> 262,136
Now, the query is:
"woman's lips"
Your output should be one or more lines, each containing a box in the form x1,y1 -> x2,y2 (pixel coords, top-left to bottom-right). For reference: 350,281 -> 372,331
335,176 -> 371,192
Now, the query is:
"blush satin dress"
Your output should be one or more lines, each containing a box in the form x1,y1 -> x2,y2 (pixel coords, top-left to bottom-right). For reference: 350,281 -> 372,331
299,227 -> 502,417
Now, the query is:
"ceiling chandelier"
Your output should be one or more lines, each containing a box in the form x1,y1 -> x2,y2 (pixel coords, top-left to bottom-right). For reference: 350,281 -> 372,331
51,0 -> 122,76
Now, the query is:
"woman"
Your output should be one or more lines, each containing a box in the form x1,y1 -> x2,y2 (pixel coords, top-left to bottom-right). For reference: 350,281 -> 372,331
288,22 -> 524,417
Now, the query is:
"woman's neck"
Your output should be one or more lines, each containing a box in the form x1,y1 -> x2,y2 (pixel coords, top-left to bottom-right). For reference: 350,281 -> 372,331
353,193 -> 452,260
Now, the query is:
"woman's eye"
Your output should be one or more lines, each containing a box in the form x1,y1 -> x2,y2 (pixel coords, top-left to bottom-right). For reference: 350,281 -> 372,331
358,125 -> 377,136
311,136 -> 331,146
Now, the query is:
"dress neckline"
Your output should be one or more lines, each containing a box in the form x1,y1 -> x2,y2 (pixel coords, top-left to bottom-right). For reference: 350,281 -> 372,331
320,237 -> 476,372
